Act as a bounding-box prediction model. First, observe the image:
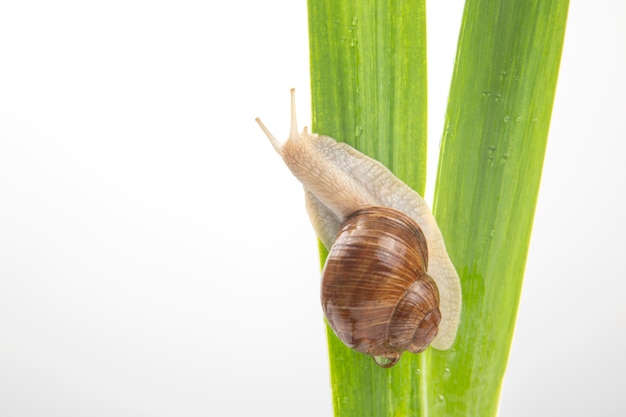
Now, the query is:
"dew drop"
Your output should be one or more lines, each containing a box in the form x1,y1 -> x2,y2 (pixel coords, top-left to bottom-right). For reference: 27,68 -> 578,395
437,394 -> 445,403
351,16 -> 358,26
503,153 -> 511,161
504,115 -> 511,123
515,116 -> 522,122
355,125 -> 363,137
495,93 -> 502,102
373,355 -> 399,368
350,37 -> 358,47
482,90 -> 491,97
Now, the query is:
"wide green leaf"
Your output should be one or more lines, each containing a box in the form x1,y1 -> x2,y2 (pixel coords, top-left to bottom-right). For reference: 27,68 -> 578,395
429,1 -> 569,415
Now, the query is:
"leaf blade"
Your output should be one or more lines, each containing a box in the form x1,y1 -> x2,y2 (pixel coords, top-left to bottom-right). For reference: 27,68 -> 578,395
430,1 -> 569,415
308,0 -> 429,415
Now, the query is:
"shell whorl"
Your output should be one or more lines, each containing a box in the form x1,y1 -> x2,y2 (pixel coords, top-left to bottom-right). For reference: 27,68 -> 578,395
388,275 -> 441,354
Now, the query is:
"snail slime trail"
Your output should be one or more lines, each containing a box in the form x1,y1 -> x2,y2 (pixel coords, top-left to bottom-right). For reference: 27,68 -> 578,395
256,89 -> 462,367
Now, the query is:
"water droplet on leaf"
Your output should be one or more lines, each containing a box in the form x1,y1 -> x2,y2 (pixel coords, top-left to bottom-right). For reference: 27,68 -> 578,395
373,355 -> 399,368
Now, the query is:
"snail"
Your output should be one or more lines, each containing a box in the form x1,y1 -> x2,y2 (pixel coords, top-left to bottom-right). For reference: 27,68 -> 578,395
256,89 -> 461,367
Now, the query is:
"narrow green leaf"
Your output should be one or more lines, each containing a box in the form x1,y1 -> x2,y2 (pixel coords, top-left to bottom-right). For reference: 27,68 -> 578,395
308,0 -> 428,416
430,0 -> 569,416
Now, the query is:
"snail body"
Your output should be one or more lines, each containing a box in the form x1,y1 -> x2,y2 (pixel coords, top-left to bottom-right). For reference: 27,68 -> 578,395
256,89 -> 461,366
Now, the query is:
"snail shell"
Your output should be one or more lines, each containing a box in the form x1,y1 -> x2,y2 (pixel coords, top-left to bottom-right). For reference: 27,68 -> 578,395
322,206 -> 441,367
256,89 -> 461,365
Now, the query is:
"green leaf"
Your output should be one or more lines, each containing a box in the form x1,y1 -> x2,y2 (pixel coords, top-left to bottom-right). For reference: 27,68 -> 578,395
430,1 -> 569,415
308,0 -> 428,414
307,0 -> 569,416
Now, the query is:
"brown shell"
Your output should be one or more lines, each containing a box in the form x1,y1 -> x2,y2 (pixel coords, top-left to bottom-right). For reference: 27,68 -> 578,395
321,206 -> 441,367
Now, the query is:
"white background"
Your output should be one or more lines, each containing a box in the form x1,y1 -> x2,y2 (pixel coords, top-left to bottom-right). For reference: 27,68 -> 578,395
1,1 -> 625,416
